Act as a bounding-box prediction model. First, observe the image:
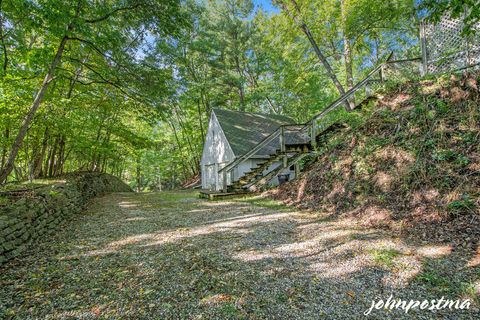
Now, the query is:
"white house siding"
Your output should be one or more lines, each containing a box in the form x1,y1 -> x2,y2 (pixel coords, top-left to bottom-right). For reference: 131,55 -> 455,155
216,161 -> 232,190
201,111 -> 298,191
200,113 -> 235,190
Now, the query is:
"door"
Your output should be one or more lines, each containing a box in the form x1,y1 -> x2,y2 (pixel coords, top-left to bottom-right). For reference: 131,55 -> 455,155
204,164 -> 217,190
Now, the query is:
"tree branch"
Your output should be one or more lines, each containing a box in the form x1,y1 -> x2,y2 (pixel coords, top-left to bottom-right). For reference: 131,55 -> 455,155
66,36 -> 145,82
66,57 -> 149,105
0,0 -> 8,72
84,3 -> 142,23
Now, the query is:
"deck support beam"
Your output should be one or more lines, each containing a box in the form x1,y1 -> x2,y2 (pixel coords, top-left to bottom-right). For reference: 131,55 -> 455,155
214,163 -> 219,191
280,126 -> 288,168
222,170 -> 227,192
294,162 -> 300,178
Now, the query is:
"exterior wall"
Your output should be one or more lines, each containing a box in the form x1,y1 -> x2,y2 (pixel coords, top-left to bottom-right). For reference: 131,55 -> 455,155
200,112 -> 298,191
201,112 -> 235,190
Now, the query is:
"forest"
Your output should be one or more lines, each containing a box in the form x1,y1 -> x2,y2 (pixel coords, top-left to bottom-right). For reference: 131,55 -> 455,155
0,1 -> 479,318
0,0 -> 474,190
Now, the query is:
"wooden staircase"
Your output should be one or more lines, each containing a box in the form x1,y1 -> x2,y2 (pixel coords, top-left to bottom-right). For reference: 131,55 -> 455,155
215,56 -> 421,195
229,153 -> 282,190
227,123 -> 351,192
228,142 -> 313,192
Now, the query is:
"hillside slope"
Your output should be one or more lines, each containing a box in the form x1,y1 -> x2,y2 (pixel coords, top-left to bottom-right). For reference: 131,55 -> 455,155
269,73 -> 479,246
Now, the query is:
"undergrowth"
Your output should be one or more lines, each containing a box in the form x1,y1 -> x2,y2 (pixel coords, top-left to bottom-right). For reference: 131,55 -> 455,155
269,72 -> 479,243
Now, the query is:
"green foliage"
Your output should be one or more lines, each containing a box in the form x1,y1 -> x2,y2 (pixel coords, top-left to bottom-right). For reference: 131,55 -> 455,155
417,269 -> 452,293
0,0 -> 430,189
234,195 -> 291,211
458,281 -> 479,303
0,0 -> 193,188
218,302 -> 239,318
48,190 -> 60,197
369,248 -> 401,268
416,264 -> 479,303
447,195 -> 476,216
422,0 -> 480,36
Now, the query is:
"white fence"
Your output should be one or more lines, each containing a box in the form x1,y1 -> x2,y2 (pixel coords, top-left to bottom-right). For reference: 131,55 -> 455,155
421,14 -> 480,74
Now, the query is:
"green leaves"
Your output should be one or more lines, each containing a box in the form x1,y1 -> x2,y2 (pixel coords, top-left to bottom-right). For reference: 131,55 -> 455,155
422,0 -> 480,36
0,1 -> 190,184
0,0 -> 452,188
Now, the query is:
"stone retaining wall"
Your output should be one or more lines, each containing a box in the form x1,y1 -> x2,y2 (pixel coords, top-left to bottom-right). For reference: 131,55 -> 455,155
0,173 -> 132,265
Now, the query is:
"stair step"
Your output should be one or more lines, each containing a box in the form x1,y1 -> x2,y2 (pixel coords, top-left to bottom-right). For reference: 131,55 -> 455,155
230,149 -> 302,189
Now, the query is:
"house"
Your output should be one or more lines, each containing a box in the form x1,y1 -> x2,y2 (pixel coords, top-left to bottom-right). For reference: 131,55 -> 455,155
200,108 -> 297,191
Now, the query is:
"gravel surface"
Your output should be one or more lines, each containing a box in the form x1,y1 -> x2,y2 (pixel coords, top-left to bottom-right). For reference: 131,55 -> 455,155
0,191 -> 478,319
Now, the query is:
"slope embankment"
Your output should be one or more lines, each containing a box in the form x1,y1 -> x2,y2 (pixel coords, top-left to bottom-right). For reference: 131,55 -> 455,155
0,173 -> 132,265
269,73 -> 479,246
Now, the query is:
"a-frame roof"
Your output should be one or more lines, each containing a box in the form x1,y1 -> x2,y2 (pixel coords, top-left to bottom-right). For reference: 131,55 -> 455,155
212,108 -> 295,156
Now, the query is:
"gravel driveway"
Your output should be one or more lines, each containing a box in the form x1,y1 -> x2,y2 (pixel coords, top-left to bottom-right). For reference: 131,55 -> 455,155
0,191 -> 478,319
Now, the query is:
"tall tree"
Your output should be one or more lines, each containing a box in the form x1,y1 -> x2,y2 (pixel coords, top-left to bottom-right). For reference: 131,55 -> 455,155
275,0 -> 352,109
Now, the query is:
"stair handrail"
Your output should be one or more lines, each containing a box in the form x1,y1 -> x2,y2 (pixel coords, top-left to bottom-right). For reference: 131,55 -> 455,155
219,54 -> 420,190
219,124 -> 292,174
219,59 -> 388,177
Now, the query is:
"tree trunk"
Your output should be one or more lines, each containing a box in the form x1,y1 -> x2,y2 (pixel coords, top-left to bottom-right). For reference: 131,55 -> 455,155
48,137 -> 58,177
200,92 -> 210,115
174,108 -> 199,174
54,135 -> 65,176
197,99 -> 205,145
168,120 -> 188,180
33,127 -> 49,178
0,35 -> 68,183
341,0 -> 355,109
44,143 -> 52,177
0,0 -> 8,72
136,157 -> 142,192
90,114 -> 106,171
1,127 -> 9,169
234,55 -> 245,111
278,0 -> 350,110
60,145 -> 73,175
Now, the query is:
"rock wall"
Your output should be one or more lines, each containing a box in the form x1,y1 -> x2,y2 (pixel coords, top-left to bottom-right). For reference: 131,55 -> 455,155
0,173 -> 132,265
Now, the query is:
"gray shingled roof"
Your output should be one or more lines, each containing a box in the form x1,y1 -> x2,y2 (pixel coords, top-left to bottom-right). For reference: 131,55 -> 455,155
213,108 -> 296,156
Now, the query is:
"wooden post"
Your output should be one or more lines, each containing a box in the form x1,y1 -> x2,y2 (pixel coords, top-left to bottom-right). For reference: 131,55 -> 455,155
280,126 -> 288,168
420,20 -> 428,76
279,126 -> 285,153
463,7 -> 471,69
214,162 -> 219,191
294,162 -> 300,178
222,169 -> 227,192
280,126 -> 287,168
310,120 -> 317,149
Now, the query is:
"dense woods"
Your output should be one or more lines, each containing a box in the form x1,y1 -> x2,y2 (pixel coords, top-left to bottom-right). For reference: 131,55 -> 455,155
0,0 -> 471,190
0,1 -> 479,318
